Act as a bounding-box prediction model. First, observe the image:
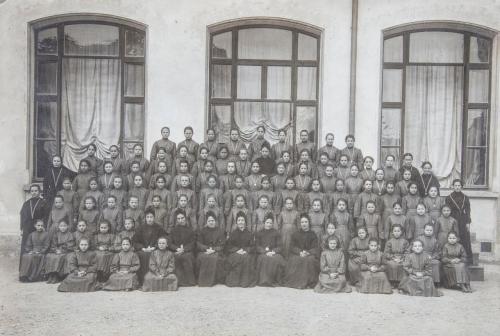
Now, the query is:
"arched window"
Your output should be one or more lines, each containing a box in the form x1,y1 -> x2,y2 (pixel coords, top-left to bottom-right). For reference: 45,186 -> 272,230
31,15 -> 146,179
380,23 -> 494,188
208,19 -> 321,148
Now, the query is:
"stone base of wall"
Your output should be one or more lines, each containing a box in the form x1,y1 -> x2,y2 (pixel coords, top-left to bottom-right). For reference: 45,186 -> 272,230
0,235 -> 20,257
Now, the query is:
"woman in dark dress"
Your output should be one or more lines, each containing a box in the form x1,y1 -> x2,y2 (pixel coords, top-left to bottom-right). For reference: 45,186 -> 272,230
416,161 -> 440,198
132,208 -> 165,283
42,155 -> 73,206
196,211 -> 226,287
445,179 -> 472,264
255,214 -> 286,286
225,212 -> 256,287
283,213 -> 320,289
168,209 -> 197,286
19,184 -> 50,257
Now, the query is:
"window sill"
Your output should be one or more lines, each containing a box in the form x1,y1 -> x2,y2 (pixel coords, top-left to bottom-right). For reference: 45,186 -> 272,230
440,189 -> 499,199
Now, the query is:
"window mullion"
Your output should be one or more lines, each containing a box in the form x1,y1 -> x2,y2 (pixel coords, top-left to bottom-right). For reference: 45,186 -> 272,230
461,33 -> 471,185
56,24 -> 63,157
119,26 -> 126,157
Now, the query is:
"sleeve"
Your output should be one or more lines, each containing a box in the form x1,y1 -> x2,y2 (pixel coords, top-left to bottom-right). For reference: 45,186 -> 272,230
353,195 -> 362,219
132,229 -> 144,251
68,252 -> 79,274
113,234 -> 123,252
359,254 -> 370,271
338,252 -> 346,274
214,231 -> 226,252
319,252 -> 330,273
110,253 -> 120,273
402,254 -> 414,275
306,235 -> 319,257
226,234 -> 239,253
383,240 -> 393,259
465,196 -> 472,224
273,232 -> 283,254
149,251 -> 159,275
25,233 -> 34,253
459,245 -> 468,262
41,234 -> 51,253
65,235 -> 76,253
129,253 -> 141,273
441,246 -> 452,264
377,215 -> 384,240
166,252 -> 175,275
423,255 -> 433,276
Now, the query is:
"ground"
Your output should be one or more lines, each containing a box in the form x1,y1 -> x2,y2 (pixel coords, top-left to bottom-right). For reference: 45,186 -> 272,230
1,256 -> 500,336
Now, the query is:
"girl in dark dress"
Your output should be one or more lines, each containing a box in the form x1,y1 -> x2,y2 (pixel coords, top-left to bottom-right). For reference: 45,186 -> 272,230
445,179 -> 473,264
314,235 -> 351,293
356,238 -> 392,294
44,220 -> 75,283
283,214 -> 320,289
347,226 -> 370,285
255,215 -> 285,286
103,238 -> 140,291
19,219 -> 50,282
442,231 -> 472,293
383,224 -> 409,287
169,209 -> 197,286
196,211 -> 226,287
19,184 -> 50,256
225,212 -> 256,287
58,238 -> 97,292
142,236 -> 178,292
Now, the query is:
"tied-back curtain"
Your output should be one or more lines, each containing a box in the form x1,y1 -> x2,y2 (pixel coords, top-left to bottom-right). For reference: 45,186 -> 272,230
404,66 -> 463,187
61,58 -> 121,171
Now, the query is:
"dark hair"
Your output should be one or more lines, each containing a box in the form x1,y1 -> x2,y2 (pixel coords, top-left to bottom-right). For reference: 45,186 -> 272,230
452,179 -> 463,186
87,143 -> 97,151
98,219 -> 111,228
206,210 -> 217,221
385,154 -> 395,161
121,237 -> 132,245
368,238 -> 379,245
106,195 -> 117,201
299,213 -> 310,223
54,194 -> 64,202
336,198 -> 348,206
325,132 -> 334,139
256,125 -> 265,132
345,134 -> 355,141
391,224 -> 403,231
392,201 -> 402,208
79,159 -> 91,168
174,209 -> 186,219
206,128 -> 215,134
402,152 -> 413,159
184,126 -> 194,133
161,126 -> 170,133
235,211 -> 247,222
278,129 -> 287,136
421,161 -> 432,169
144,208 -> 156,217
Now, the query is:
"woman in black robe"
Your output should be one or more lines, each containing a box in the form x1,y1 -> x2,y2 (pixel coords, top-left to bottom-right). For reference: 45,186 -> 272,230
283,213 -> 320,289
255,214 -> 285,286
196,211 -> 226,287
168,209 -> 196,286
19,184 -> 50,257
445,179 -> 472,264
416,161 -> 440,198
42,155 -> 73,206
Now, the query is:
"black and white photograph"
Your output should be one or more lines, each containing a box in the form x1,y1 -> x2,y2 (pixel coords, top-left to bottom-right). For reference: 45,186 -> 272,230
1,0 -> 500,335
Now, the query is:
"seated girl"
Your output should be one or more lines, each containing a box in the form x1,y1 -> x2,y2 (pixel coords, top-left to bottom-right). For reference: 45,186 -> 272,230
57,238 -> 97,292
441,232 -> 472,293
356,238 -> 392,294
314,235 -> 351,293
44,220 -> 75,284
347,226 -> 370,285
142,236 -> 178,292
383,224 -> 409,288
93,220 -> 115,282
19,219 -> 50,282
103,238 -> 140,291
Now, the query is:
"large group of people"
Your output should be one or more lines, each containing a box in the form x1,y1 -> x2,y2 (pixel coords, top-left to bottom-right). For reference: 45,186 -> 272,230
19,126 -> 473,295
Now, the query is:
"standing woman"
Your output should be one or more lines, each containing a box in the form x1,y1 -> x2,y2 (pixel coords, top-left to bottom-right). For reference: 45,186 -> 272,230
283,214 -> 320,289
196,211 -> 226,287
150,127 -> 176,164
108,145 -> 126,177
271,129 -> 293,162
248,126 -> 271,161
201,128 -> 219,163
417,161 -> 440,198
43,155 -> 72,206
445,179 -> 473,264
20,184 -> 50,255
83,143 -> 104,176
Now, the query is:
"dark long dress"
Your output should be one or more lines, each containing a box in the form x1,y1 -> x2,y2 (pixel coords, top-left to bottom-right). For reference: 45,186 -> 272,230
196,226 -> 226,286
417,235 -> 441,283
347,236 -> 370,284
132,223 -> 165,282
416,173 -> 440,198
399,252 -> 440,297
19,231 -> 50,281
168,224 -> 196,286
255,228 -> 285,287
314,248 -> 351,293
330,210 -> 354,251
225,229 -> 256,287
43,166 -> 73,205
445,192 -> 472,263
103,251 -> 140,290
283,229 -> 319,289
43,231 -> 75,276
93,233 -> 115,275
383,237 -> 409,281
277,209 -> 299,258
57,250 -> 97,292
356,250 -> 392,294
142,249 -> 178,291
441,243 -> 470,287
19,197 -> 50,257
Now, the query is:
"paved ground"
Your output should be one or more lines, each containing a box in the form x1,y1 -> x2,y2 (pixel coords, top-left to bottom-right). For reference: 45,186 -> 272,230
1,256 -> 500,336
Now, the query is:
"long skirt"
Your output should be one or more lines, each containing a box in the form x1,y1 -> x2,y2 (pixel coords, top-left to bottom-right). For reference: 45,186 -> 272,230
57,272 -> 97,292
314,273 -> 351,293
442,263 -> 470,287
356,271 -> 392,294
336,225 -> 351,251
281,224 -> 296,259
95,251 -> 114,274
43,252 -> 68,275
283,255 -> 319,289
103,272 -> 139,291
137,251 -> 151,283
141,273 -> 178,292
174,253 -> 196,286
197,253 -> 225,287
347,258 -> 363,284
385,260 -> 405,281
256,254 -> 285,287
399,275 -> 440,297
19,253 -> 45,281
430,259 -> 441,283
225,253 -> 256,287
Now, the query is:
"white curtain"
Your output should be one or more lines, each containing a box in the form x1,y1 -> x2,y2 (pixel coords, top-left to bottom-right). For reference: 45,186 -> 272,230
61,58 -> 121,171
404,66 -> 463,187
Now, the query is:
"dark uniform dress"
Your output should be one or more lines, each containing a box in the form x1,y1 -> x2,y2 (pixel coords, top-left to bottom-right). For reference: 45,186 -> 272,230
132,223 -> 165,282
57,250 -> 98,292
314,248 -> 351,293
196,226 -> 226,287
142,249 -> 178,291
168,224 -> 196,286
283,229 -> 320,289
356,250 -> 392,294
399,252 -> 440,297
19,196 -> 50,257
19,231 -> 50,281
225,229 -> 256,287
103,251 -> 140,291
255,228 -> 286,286
445,191 -> 472,263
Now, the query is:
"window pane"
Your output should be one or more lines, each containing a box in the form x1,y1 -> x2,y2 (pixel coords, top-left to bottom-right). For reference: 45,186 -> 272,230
125,30 -> 145,57
37,28 -> 58,55
124,64 -> 145,97
37,62 -> 57,94
211,65 -> 231,98
36,102 -> 57,139
234,102 -> 291,143
297,67 -> 317,100
381,108 -> 401,146
237,65 -> 261,99
64,24 -> 119,56
382,69 -> 402,102
409,32 -> 463,63
470,36 -> 490,63
267,66 -> 291,99
295,106 -> 316,142
468,70 -> 489,103
211,105 -> 232,143
238,28 -> 292,60
464,148 -> 487,186
35,140 -> 57,178
124,104 -> 144,141
467,109 -> 487,147
212,32 -> 232,59
380,147 -> 400,170
298,33 -> 318,60
383,36 -> 403,63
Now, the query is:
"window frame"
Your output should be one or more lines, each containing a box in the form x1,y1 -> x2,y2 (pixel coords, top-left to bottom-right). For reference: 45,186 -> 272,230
380,23 -> 494,189
30,15 -> 146,181
207,19 -> 322,147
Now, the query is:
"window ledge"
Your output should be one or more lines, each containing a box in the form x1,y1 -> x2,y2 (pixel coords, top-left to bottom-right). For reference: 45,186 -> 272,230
440,189 -> 499,199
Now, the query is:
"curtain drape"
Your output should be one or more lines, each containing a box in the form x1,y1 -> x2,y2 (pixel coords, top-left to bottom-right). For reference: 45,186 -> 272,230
404,65 -> 463,187
61,58 -> 121,171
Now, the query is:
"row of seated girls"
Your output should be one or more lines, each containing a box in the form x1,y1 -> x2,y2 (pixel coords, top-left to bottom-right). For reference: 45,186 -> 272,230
19,126 -> 473,295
